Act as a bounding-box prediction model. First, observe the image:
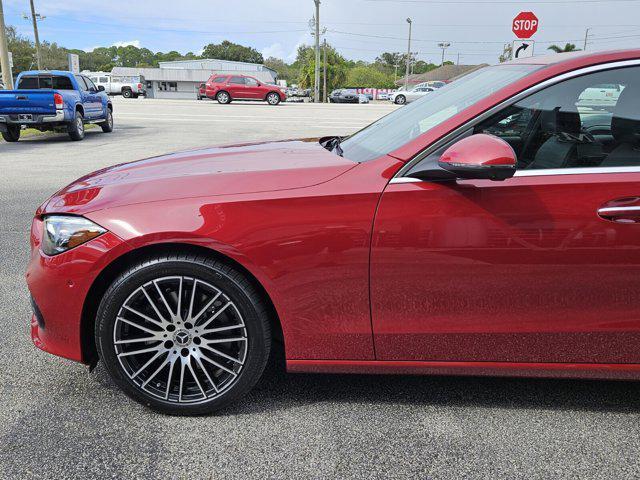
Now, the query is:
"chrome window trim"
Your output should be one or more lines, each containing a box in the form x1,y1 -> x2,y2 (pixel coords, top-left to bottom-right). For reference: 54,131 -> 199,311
393,58 -> 640,181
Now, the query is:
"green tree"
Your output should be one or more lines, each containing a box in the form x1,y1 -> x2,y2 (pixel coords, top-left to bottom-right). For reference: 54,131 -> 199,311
346,65 -> 394,88
201,40 -> 263,63
296,43 -> 348,93
547,43 -> 580,53
264,56 -> 297,83
4,26 -> 35,74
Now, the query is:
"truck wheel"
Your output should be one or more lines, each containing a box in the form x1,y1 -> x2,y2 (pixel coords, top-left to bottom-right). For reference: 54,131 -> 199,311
100,108 -> 114,133
1,125 -> 20,142
68,112 -> 85,141
122,89 -> 132,99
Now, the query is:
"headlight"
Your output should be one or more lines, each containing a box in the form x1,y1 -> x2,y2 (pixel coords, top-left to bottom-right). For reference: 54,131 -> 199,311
42,215 -> 106,256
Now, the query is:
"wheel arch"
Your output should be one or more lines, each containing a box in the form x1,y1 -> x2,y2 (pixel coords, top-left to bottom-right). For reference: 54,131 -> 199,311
75,103 -> 84,116
80,242 -> 284,366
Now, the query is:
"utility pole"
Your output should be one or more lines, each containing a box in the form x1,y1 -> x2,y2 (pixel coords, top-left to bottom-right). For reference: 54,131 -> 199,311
583,27 -> 591,51
438,42 -> 451,66
456,52 -> 460,65
0,0 -> 13,89
404,18 -> 412,90
323,38 -> 327,102
28,0 -> 42,69
313,0 -> 321,103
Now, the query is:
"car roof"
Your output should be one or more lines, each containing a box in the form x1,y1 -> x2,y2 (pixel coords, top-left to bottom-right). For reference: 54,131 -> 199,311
19,70 -> 77,76
503,48 -> 640,66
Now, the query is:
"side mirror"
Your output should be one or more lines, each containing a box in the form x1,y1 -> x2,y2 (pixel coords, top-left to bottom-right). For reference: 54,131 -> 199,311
437,133 -> 517,181
97,85 -> 105,92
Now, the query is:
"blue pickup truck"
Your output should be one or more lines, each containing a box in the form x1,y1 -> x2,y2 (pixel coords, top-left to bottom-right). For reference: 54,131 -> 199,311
0,70 -> 113,142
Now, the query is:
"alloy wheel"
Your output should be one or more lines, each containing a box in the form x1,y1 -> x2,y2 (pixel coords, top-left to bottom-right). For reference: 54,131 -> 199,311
113,276 -> 248,404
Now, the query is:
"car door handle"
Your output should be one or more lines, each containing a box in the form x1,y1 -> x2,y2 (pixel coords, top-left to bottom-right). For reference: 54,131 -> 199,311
598,197 -> 640,223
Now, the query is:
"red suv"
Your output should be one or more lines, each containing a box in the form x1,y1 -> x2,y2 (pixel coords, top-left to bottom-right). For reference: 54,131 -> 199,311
205,74 -> 286,105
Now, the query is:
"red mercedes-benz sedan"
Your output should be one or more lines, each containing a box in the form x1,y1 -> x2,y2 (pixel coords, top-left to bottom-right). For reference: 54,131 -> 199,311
27,50 -> 640,414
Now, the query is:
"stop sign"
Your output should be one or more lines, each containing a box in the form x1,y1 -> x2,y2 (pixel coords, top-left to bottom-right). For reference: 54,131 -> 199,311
512,12 -> 539,39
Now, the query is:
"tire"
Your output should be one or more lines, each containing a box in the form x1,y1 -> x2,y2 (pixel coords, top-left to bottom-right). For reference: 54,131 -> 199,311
216,91 -> 231,104
394,95 -> 406,105
122,89 -> 133,99
95,253 -> 272,415
1,125 -> 20,142
266,92 -> 281,106
100,108 -> 114,133
67,111 -> 85,141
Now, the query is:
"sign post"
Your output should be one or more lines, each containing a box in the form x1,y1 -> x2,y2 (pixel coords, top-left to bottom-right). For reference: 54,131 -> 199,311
68,53 -> 80,74
511,12 -> 538,60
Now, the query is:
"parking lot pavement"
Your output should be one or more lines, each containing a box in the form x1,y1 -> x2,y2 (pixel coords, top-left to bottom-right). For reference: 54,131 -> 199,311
1,97 -> 640,479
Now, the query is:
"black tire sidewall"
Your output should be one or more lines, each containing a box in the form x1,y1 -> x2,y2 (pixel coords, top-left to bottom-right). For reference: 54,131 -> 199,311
101,109 -> 113,133
95,258 -> 270,415
267,93 -> 280,105
1,125 -> 20,142
122,89 -> 132,98
68,112 -> 85,141
216,91 -> 230,104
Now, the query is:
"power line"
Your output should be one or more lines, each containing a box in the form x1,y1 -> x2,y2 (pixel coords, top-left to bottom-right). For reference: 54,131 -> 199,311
365,0 -> 640,3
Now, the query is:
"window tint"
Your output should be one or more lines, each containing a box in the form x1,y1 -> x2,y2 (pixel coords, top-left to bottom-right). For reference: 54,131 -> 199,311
75,75 -> 89,91
212,76 -> 227,83
83,76 -> 97,91
99,77 -> 108,83
245,77 -> 258,87
17,75 -> 74,89
229,76 -> 245,85
474,66 -> 640,170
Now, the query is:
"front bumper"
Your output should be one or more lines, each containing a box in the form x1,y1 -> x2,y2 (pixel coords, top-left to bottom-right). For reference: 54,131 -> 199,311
26,217 -> 130,363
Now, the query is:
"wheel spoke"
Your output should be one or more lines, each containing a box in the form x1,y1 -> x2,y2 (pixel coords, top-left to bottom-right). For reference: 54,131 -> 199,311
117,316 -> 158,335
141,286 -> 168,323
194,355 -> 219,393
190,291 -> 221,323
118,345 -> 163,358
178,359 -> 186,402
164,358 -> 177,400
142,355 -> 171,388
205,337 -> 247,345
200,351 -> 237,376
187,279 -> 198,320
187,359 -> 207,398
198,302 -> 232,329
115,336 -> 159,345
122,305 -> 164,328
200,324 -> 244,335
201,344 -> 243,365
177,277 -> 183,319
153,280 -> 176,319
130,350 -> 165,379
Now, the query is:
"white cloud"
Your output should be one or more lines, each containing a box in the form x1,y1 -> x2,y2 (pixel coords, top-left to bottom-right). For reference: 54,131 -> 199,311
261,43 -> 286,60
84,40 -> 141,52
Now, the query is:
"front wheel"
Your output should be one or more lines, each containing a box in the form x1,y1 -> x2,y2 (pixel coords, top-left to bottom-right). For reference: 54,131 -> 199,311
95,254 -> 272,415
266,92 -> 281,105
67,112 -> 85,141
1,125 -> 20,142
100,108 -> 113,133
122,89 -> 133,99
394,95 -> 406,105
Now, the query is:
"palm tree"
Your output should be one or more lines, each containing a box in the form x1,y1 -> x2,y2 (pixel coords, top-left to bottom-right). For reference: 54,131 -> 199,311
547,43 -> 581,53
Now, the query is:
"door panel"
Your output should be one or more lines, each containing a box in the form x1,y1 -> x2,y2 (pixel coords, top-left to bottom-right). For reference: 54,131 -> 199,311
371,172 -> 640,364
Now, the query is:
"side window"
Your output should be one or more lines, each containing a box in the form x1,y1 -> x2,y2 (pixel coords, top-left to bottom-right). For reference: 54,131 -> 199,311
52,76 -> 74,90
474,66 -> 640,170
212,76 -> 227,83
229,76 -> 245,85
99,77 -> 108,83
75,75 -> 89,91
83,77 -> 97,91
245,77 -> 258,87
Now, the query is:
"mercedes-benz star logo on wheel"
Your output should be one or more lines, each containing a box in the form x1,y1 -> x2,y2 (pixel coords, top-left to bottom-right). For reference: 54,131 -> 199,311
174,330 -> 191,346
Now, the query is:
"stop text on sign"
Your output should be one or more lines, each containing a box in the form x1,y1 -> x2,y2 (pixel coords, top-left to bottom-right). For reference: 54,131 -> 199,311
512,12 -> 539,39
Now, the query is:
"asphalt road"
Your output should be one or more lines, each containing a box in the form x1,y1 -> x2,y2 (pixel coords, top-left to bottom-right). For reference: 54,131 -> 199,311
1,97 -> 639,479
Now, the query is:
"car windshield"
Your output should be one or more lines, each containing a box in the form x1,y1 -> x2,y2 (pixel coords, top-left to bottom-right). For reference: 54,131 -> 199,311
339,64 -> 539,162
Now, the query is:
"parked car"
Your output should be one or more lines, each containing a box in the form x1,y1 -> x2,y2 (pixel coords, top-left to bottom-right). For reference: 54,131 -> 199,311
197,83 -> 207,100
414,81 -> 447,89
0,70 -> 113,142
576,83 -> 623,111
358,93 -> 370,104
88,73 -> 145,98
329,89 -> 359,103
377,91 -> 393,100
205,74 -> 286,105
27,49 -> 640,415
390,85 -> 435,105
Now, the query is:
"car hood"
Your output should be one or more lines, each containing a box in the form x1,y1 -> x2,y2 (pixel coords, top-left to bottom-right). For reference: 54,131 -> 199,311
39,140 -> 356,215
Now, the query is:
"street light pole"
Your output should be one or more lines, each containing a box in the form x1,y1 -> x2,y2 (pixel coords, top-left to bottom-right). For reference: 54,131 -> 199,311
29,0 -> 42,69
314,0 -> 321,103
438,42 -> 451,66
323,38 -> 327,102
404,18 -> 412,90
583,27 -> 591,51
0,0 -> 13,89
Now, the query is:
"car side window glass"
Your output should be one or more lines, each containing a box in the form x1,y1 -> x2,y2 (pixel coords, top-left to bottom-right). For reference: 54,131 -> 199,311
84,77 -> 98,91
245,77 -> 258,87
229,76 -> 245,85
474,66 -> 640,170
52,76 -> 74,90
75,75 -> 89,91
17,76 -> 39,89
212,76 -> 227,83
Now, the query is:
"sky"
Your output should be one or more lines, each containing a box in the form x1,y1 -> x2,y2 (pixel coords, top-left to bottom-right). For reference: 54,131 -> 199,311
4,0 -> 640,66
